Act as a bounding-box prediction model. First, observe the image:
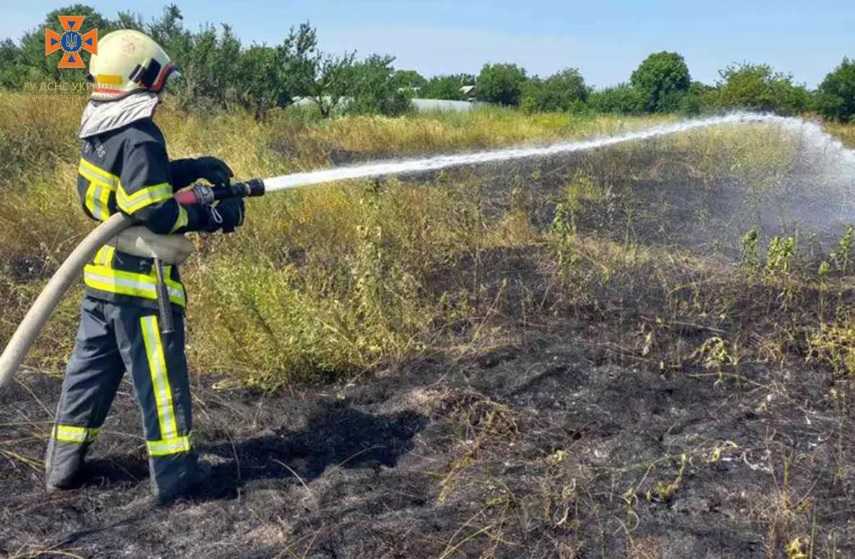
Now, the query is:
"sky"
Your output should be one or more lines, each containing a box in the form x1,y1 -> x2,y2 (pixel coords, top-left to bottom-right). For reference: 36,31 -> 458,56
4,1 -> 854,88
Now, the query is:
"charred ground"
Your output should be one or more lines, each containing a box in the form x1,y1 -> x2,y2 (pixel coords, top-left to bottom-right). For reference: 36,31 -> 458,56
2,298 -> 854,558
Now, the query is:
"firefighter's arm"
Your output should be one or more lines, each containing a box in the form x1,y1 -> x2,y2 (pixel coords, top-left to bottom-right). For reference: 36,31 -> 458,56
119,141 -> 212,234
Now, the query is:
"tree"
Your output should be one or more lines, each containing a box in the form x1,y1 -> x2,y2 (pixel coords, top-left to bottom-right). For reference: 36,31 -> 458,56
146,8 -> 317,117
347,54 -> 412,116
711,63 -> 811,115
476,63 -> 527,106
0,39 -> 26,88
588,83 -> 645,114
520,68 -> 588,113
293,50 -> 357,117
420,74 -> 474,100
815,57 -> 855,122
392,69 -> 426,90
678,81 -> 715,115
112,11 -> 144,31
234,46 -> 289,119
630,51 -> 691,112
167,22 -> 242,110
233,23 -> 318,119
145,4 -> 187,49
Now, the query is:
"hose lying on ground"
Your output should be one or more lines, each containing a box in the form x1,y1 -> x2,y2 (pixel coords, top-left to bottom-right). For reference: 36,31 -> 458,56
0,213 -> 134,389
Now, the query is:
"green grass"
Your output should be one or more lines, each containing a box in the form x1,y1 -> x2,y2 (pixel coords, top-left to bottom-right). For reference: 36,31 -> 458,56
1,90 -> 854,388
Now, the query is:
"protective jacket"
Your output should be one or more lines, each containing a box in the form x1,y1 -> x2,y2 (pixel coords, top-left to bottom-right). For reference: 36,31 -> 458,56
77,92 -> 208,309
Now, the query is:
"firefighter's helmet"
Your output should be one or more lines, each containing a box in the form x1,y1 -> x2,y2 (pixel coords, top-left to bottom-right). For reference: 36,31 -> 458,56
87,30 -> 176,101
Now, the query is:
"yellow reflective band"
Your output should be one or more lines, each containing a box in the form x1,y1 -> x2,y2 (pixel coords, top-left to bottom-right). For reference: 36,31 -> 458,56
79,160 -> 118,222
170,205 -> 189,233
117,182 -> 173,214
53,424 -> 99,444
98,179 -> 112,217
91,182 -> 105,219
84,180 -> 99,218
78,158 -> 118,187
83,264 -> 186,307
96,73 -> 123,85
146,434 -> 192,457
83,179 -> 113,221
93,245 -> 115,266
140,315 -> 179,442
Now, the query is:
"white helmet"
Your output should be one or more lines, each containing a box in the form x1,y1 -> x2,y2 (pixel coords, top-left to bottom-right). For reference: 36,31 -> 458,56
87,29 -> 176,101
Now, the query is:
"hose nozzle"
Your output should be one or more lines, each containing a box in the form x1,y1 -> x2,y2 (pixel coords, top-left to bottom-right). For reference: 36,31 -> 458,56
226,178 -> 266,200
175,178 -> 266,206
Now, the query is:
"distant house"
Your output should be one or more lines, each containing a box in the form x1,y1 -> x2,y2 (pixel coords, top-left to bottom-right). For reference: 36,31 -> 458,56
293,94 -> 484,114
411,99 -> 481,112
460,85 -> 477,99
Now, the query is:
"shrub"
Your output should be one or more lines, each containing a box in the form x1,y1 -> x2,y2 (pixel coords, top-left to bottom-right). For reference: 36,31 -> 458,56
476,63 -> 527,106
345,54 -> 412,116
588,83 -> 645,114
630,51 -> 691,113
159,13 -> 319,117
520,68 -> 588,113
678,81 -> 715,115
420,74 -> 475,100
814,57 -> 855,122
709,63 -> 811,115
392,69 -> 427,90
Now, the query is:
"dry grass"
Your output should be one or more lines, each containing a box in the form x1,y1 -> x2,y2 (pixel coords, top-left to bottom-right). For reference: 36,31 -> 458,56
1,90 -> 854,391
825,121 -> 855,148
2,93 -> 855,555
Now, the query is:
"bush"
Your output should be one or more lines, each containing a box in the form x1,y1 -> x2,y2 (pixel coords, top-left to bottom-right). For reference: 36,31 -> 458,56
520,68 -> 588,113
677,81 -> 716,115
709,63 -> 811,115
151,9 -> 319,118
815,57 -> 855,122
588,83 -> 645,114
392,69 -> 427,90
420,74 -> 474,100
630,52 -> 691,113
346,54 -> 412,116
476,63 -> 527,106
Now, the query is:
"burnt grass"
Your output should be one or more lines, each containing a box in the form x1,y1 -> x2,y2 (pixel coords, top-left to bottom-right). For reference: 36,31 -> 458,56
3,294 -> 855,558
3,153 -> 855,558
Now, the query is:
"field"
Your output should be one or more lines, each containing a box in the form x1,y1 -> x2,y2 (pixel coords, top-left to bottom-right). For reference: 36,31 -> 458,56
1,91 -> 855,558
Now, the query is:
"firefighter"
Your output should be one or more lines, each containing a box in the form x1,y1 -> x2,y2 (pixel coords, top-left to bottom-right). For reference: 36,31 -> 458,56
44,29 -> 244,504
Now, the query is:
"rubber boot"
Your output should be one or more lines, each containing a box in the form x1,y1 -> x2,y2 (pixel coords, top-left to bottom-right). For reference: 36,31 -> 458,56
152,453 -> 211,506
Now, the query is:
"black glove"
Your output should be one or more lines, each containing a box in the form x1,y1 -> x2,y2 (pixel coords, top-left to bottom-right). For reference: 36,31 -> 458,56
194,204 -> 225,233
192,156 -> 234,186
215,197 -> 245,233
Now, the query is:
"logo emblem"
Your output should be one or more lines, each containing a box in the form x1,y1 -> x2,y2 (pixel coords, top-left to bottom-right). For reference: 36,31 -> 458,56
45,16 -> 98,69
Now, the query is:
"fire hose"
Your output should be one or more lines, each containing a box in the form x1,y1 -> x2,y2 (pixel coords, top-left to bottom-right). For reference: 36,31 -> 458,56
0,179 -> 265,390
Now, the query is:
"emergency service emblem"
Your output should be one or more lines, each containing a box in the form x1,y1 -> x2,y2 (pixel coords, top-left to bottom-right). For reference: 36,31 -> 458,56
45,16 -> 98,69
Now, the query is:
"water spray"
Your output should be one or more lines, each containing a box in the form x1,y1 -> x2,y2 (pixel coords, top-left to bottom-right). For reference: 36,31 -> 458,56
1,112 -> 853,389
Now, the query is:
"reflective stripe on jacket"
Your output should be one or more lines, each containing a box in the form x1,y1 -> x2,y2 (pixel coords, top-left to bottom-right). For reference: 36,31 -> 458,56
78,117 -> 203,309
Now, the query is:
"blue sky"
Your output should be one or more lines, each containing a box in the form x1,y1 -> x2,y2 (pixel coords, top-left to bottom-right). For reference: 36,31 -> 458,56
5,1 -> 854,88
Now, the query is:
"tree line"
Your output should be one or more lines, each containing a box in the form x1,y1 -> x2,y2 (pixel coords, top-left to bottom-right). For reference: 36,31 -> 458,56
1,4 -> 853,122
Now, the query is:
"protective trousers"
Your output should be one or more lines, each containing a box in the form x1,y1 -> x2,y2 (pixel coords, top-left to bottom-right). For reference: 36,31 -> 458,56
45,297 -> 196,500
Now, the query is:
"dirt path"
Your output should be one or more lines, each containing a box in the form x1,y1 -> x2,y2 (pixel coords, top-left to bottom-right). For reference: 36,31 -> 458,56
2,321 -> 853,559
